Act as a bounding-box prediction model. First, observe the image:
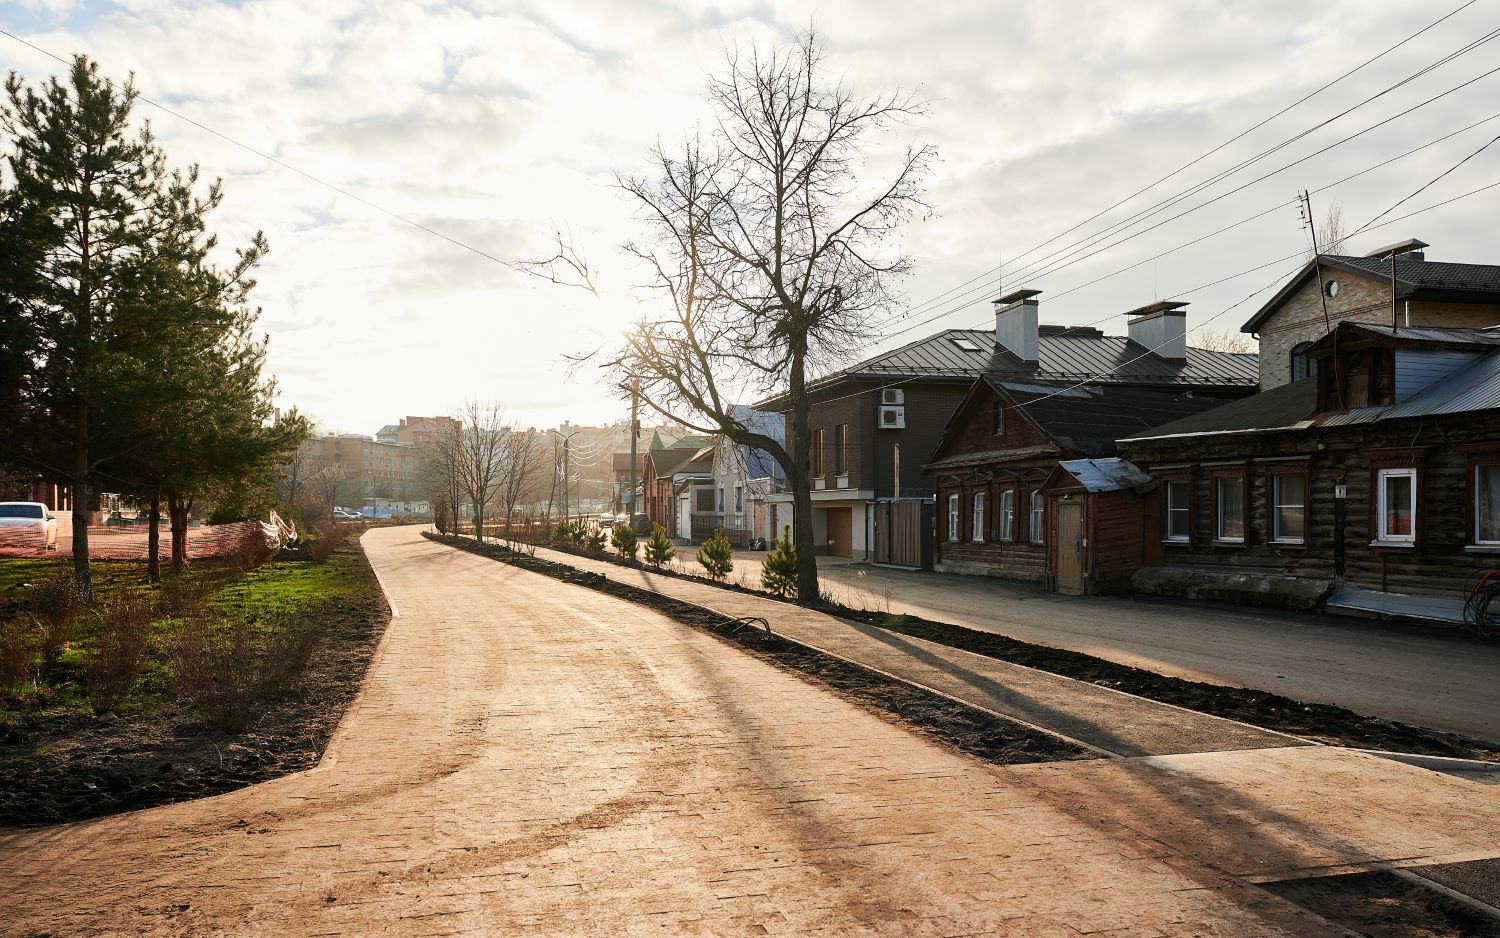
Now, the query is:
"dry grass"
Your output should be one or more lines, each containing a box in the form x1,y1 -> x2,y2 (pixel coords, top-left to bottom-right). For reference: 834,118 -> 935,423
26,574 -> 87,671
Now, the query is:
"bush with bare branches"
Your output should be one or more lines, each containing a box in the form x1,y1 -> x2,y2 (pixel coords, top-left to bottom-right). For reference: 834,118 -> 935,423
308,521 -> 346,563
0,619 -> 41,699
82,591 -> 153,713
169,614 -> 321,731
26,574 -> 87,671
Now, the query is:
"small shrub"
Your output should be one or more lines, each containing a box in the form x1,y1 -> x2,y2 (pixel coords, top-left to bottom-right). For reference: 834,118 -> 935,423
308,520 -> 345,563
550,521 -> 577,547
610,525 -> 638,561
0,619 -> 40,698
169,614 -> 321,732
161,573 -> 212,619
434,494 -> 451,535
696,527 -> 734,581
643,523 -> 676,567
82,590 -> 153,713
761,524 -> 798,598
27,574 -> 86,671
580,525 -> 607,553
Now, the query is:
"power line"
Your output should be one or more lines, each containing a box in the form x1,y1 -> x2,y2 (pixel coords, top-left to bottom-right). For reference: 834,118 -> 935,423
793,175 -> 1500,414
0,27 -> 540,279
873,104 -> 1500,349
885,0 -> 1484,324
870,16 -> 1500,337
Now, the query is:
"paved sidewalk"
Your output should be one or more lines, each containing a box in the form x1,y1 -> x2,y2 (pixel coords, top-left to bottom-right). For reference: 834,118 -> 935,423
523,542 -> 1296,757
4,527 -> 1498,936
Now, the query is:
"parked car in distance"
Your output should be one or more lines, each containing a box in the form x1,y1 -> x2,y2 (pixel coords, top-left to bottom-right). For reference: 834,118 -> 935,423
597,513 -> 616,527
332,508 -> 363,521
0,501 -> 58,550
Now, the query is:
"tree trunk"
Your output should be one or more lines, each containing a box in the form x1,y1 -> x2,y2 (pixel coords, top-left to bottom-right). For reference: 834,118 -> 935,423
788,343 -> 820,602
146,480 -> 162,582
72,399 -> 94,601
168,493 -> 189,575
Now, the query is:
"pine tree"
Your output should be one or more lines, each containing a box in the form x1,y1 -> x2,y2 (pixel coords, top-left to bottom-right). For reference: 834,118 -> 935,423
581,525 -> 607,553
696,527 -> 733,581
761,524 -> 798,598
610,524 -> 638,561
643,523 -> 676,567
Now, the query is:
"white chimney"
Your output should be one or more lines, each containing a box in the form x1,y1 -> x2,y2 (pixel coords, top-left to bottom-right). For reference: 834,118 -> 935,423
993,289 -> 1042,363
1125,300 -> 1189,361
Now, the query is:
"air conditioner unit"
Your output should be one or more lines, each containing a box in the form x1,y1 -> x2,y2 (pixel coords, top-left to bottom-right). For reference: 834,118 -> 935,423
879,405 -> 906,429
881,388 -> 905,405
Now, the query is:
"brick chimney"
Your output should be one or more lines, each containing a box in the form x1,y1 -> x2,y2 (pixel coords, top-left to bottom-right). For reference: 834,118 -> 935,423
1125,300 -> 1189,361
993,289 -> 1042,363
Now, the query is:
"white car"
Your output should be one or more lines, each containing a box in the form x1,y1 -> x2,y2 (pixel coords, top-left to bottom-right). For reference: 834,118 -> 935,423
0,502 -> 58,550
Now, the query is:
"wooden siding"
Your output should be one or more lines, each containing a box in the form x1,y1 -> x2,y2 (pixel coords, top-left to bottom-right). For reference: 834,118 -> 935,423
1125,410 -> 1500,598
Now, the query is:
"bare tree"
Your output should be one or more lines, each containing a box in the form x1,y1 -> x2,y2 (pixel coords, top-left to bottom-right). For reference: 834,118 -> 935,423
1189,329 -> 1256,354
612,32 -> 933,600
497,427 -> 545,540
454,400 -> 509,543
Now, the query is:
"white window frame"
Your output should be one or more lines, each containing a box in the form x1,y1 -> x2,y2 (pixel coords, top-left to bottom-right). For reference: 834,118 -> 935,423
1477,464 -> 1500,546
998,489 -> 1015,542
972,492 -> 987,543
1215,476 -> 1245,543
947,494 -> 959,542
1165,480 -> 1190,543
1376,467 -> 1417,544
1029,490 -> 1045,545
1271,473 -> 1306,545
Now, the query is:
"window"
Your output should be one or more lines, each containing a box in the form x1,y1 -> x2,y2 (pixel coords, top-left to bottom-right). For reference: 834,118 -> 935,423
947,494 -> 959,541
972,493 -> 987,542
813,428 -> 826,477
1324,279 -> 1340,299
1377,468 -> 1416,543
1290,342 -> 1317,382
1476,464 -> 1500,545
734,484 -> 743,514
998,489 -> 1015,541
950,336 -> 981,352
834,424 -> 848,476
695,488 -> 715,512
1271,472 -> 1306,544
717,487 -> 725,511
1029,490 -> 1045,544
1165,480 -> 1190,542
1215,474 -> 1245,543
993,400 -> 1006,436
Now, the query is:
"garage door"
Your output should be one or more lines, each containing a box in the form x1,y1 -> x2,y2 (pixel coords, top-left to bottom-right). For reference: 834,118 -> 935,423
826,507 -> 853,558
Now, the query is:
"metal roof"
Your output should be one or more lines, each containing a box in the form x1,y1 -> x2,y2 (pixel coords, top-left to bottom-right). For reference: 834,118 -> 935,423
1312,323 -> 1500,347
837,328 -> 1258,389
1056,458 -> 1153,493
1120,379 -> 1317,442
1323,348 -> 1500,424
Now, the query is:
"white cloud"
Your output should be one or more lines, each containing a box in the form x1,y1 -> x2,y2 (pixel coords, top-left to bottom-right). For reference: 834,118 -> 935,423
2,0 -> 1496,433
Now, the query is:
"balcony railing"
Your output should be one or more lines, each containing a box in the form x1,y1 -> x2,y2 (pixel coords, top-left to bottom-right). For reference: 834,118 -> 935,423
690,511 -> 751,543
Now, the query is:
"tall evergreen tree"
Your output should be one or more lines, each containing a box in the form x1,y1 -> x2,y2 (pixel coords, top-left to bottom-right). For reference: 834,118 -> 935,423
1,58 -> 175,598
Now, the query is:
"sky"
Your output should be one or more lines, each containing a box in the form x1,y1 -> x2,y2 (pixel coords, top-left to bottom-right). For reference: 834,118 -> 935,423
4,0 -> 1499,435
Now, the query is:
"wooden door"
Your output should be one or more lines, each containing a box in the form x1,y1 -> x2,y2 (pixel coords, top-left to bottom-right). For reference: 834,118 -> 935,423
827,507 -> 854,558
1054,503 -> 1084,595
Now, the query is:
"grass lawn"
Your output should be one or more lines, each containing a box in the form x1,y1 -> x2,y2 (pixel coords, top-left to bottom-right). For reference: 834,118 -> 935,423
0,536 -> 392,827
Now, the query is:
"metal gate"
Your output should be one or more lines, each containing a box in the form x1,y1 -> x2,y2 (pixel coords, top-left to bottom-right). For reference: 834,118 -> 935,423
873,499 -> 931,568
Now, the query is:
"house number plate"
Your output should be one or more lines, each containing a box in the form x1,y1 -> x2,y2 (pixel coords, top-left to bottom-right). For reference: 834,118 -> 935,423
1334,484 -> 1347,499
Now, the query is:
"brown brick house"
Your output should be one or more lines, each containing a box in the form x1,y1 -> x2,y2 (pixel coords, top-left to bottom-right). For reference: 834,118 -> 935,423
1242,239 -> 1500,390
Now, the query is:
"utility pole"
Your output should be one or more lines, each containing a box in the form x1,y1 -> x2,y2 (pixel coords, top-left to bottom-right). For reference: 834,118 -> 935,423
628,377 -> 640,527
1299,190 -> 1332,334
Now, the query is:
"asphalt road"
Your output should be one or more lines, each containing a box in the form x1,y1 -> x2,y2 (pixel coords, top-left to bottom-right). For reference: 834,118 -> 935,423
806,561 -> 1500,742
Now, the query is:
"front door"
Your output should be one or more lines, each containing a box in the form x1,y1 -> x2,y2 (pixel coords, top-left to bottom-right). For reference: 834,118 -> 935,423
1054,503 -> 1084,595
826,507 -> 854,558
